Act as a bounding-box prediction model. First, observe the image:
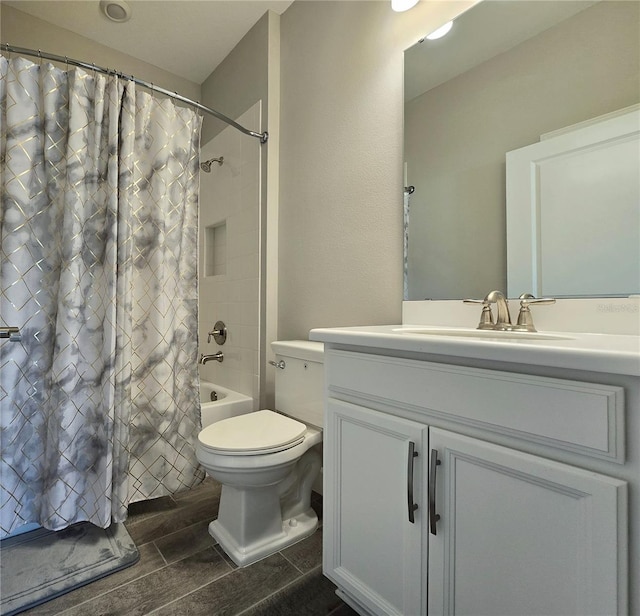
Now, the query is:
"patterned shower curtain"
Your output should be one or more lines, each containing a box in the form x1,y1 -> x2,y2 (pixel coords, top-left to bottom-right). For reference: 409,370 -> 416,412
0,56 -> 204,538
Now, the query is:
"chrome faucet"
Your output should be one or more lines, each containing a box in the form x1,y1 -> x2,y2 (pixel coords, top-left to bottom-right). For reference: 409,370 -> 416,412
485,290 -> 512,330
464,291 -> 555,332
199,352 -> 224,364
464,290 -> 512,330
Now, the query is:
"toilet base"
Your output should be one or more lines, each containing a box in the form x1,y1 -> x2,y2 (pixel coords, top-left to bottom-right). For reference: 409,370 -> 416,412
209,509 -> 318,568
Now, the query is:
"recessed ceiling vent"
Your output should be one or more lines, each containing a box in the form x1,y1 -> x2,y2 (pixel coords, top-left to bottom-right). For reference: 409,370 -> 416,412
100,0 -> 132,23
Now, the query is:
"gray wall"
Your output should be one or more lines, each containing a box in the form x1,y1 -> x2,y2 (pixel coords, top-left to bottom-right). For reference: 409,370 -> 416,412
277,0 -> 471,339
200,11 -> 272,146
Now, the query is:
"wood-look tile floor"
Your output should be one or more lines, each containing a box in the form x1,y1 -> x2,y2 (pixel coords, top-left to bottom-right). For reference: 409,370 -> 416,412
20,479 -> 358,616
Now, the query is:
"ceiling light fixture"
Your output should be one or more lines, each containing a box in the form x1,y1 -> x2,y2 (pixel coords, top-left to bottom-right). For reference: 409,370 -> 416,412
392,0 -> 419,13
100,0 -> 132,23
425,20 -> 453,40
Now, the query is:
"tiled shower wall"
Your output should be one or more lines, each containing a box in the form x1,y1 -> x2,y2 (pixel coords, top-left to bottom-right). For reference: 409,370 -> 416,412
198,103 -> 261,407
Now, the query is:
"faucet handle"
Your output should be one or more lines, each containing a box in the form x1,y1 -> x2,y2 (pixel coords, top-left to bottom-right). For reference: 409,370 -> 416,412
519,293 -> 556,306
463,298 -> 495,330
516,294 -> 556,331
207,320 -> 227,345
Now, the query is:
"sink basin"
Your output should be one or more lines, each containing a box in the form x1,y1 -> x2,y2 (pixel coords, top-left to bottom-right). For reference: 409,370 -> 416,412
393,327 -> 573,341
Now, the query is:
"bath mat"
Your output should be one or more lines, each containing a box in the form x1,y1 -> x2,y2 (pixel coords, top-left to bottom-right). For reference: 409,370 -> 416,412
0,522 -> 139,616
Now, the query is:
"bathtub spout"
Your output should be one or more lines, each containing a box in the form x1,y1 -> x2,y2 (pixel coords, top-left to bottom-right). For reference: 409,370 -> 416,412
200,352 -> 223,364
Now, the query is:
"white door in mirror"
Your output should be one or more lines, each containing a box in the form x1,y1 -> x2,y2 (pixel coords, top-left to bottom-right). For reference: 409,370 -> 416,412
506,105 -> 640,298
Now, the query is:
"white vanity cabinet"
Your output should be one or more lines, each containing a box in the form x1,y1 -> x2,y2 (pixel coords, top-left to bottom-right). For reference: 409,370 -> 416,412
321,347 -> 629,616
427,428 -> 625,616
326,399 -> 426,615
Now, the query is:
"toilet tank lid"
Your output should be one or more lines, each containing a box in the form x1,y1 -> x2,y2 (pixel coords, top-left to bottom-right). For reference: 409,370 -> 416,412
271,340 -> 324,362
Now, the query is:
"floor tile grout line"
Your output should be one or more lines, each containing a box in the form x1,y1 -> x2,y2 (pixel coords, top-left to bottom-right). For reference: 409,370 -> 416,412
145,555 -> 319,616
125,496 -> 179,529
144,562 -> 237,615
151,517 -> 215,562
233,564 -> 323,616
277,549 -> 305,575
124,494 -> 221,546
54,544 -> 222,616
125,514 -> 218,548
152,539 -> 170,567
54,533 -> 318,615
172,483 -> 220,505
126,482 -> 216,512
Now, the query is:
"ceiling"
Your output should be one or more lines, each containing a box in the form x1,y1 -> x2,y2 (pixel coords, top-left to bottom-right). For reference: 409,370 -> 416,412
4,0 -> 294,84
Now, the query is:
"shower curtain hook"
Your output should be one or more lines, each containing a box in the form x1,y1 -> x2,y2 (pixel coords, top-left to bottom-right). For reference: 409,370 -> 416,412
37,49 -> 42,66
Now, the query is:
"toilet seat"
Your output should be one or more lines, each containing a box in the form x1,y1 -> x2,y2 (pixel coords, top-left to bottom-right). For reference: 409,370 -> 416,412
198,409 -> 307,455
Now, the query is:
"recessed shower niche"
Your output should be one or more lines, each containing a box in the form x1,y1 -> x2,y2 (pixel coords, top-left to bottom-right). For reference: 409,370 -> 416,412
205,221 -> 227,277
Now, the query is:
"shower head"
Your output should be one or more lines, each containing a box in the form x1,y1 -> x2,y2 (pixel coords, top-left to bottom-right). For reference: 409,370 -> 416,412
200,156 -> 224,172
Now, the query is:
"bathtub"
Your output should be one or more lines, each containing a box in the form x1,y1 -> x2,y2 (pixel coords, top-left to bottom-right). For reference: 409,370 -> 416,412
200,381 -> 254,428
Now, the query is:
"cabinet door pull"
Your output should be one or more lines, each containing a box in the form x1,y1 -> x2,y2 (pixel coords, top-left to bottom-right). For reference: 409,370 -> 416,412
429,449 -> 441,535
407,441 -> 419,523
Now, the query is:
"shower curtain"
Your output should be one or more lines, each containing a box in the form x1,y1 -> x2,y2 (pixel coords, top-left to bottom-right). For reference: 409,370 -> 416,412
403,188 -> 411,300
0,56 -> 204,538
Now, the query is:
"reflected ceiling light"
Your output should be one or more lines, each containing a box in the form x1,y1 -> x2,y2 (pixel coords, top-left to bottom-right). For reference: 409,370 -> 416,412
100,0 -> 132,23
392,0 -> 419,12
425,20 -> 453,40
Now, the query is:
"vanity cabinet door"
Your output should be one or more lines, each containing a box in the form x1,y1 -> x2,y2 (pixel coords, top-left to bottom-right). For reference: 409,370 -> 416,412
427,428 -> 627,616
324,399 -> 428,616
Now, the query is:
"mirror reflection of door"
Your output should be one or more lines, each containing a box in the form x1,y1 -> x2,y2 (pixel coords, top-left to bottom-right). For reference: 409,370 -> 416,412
506,107 -> 640,298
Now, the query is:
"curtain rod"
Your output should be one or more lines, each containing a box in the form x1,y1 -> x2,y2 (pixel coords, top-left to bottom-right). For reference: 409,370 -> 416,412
1,43 -> 269,144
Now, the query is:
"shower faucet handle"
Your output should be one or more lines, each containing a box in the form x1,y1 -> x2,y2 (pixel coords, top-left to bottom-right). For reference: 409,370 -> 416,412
207,321 -> 227,345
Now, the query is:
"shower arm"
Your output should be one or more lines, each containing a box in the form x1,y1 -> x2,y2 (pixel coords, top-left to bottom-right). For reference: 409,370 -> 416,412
1,43 -> 269,145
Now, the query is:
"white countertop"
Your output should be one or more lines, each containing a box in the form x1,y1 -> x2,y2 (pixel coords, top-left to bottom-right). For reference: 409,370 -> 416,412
309,325 -> 640,376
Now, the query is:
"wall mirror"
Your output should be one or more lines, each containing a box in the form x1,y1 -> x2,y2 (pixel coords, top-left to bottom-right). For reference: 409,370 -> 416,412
403,0 -> 640,301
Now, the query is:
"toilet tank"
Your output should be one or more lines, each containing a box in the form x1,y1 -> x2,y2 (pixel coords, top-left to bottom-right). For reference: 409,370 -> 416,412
272,340 -> 324,428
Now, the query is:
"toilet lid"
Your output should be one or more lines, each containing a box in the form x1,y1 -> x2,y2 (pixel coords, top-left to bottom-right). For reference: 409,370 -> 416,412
198,410 -> 307,455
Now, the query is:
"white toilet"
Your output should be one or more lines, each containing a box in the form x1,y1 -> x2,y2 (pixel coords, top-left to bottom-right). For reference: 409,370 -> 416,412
196,340 -> 324,567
